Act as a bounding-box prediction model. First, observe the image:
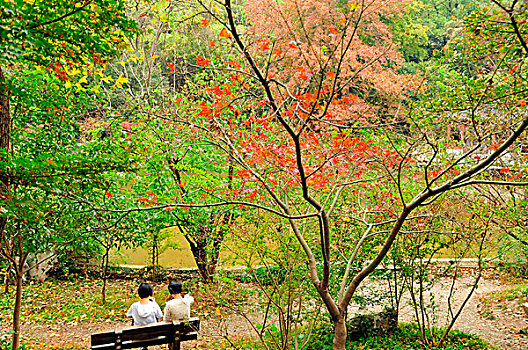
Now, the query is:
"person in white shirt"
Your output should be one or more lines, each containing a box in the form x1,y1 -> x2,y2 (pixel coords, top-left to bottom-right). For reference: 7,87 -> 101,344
126,283 -> 163,326
163,280 -> 194,321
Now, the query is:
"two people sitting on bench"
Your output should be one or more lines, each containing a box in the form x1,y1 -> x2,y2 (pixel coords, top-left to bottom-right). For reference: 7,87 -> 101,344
126,281 -> 194,325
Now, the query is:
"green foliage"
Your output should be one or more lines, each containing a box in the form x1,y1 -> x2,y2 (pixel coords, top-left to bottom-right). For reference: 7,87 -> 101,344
301,322 -> 494,350
0,66 -> 139,267
0,335 -> 28,350
230,265 -> 287,286
390,0 -> 487,64
0,0 -> 136,65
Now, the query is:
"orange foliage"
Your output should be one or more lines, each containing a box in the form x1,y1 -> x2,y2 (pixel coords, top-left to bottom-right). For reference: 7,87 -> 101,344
243,0 -> 414,116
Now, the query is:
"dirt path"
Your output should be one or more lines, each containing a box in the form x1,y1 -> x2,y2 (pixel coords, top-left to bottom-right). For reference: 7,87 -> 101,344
395,277 -> 528,350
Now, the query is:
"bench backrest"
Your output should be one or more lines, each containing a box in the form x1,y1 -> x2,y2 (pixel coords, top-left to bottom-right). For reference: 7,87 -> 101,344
91,330 -> 117,350
91,317 -> 200,350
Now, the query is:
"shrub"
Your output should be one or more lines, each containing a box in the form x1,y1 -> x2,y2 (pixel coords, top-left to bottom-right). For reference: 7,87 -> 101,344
300,322 -> 494,350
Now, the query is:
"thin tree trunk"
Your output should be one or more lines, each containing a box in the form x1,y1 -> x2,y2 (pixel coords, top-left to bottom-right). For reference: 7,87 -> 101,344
155,241 -> 159,280
11,235 -> 26,350
0,64 -> 10,155
0,65 -> 12,295
151,235 -> 157,280
101,246 -> 109,305
332,316 -> 347,350
11,270 -> 23,350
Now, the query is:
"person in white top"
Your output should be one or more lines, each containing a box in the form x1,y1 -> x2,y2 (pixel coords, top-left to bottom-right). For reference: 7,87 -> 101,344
163,280 -> 194,321
126,283 -> 163,326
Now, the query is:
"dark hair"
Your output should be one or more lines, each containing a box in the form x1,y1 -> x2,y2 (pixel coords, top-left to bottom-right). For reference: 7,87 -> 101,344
138,283 -> 153,299
168,280 -> 182,295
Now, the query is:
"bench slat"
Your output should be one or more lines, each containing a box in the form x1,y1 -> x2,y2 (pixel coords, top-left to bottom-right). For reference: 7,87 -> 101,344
180,332 -> 198,341
91,345 -> 118,350
172,318 -> 200,333
122,337 -> 173,349
91,330 -> 116,346
121,323 -> 173,341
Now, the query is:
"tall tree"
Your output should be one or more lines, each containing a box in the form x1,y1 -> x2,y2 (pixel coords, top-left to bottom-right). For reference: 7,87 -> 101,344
0,1 -> 135,348
99,0 -> 241,282
155,0 -> 528,348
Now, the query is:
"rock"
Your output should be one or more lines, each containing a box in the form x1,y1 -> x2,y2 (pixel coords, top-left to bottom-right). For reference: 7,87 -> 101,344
346,306 -> 398,339
521,303 -> 528,317
24,251 -> 57,281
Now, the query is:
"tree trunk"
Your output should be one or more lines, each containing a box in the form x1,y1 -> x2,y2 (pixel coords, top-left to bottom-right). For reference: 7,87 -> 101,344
332,316 -> 347,350
151,235 -> 157,280
0,64 -> 10,155
11,237 -> 26,350
11,270 -> 23,350
101,246 -> 109,305
0,64 -> 11,293
193,241 -> 212,283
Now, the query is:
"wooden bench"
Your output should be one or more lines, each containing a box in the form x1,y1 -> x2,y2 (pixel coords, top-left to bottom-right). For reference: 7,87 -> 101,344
91,317 -> 199,350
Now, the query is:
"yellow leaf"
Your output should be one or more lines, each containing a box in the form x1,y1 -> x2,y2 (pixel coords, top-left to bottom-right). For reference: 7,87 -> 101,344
152,55 -> 160,60
101,75 -> 114,83
78,76 -> 88,84
65,80 -> 72,89
214,308 -> 221,316
219,28 -> 232,40
348,1 -> 360,11
116,75 -> 129,85
117,61 -> 126,67
67,68 -> 81,76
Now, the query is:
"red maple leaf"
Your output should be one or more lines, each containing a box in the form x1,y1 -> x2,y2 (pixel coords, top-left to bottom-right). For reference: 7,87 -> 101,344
195,55 -> 211,67
260,40 -> 270,51
198,102 -> 213,119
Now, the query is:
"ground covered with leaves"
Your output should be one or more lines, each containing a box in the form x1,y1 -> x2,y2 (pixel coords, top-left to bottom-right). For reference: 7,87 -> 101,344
0,276 -> 526,349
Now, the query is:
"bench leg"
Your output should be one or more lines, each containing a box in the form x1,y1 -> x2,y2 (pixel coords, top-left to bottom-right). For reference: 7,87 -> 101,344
169,341 -> 180,350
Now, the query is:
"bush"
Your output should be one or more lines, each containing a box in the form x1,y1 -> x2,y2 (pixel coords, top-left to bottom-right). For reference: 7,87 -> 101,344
299,322 -> 494,350
228,265 -> 286,286
0,333 -> 29,350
